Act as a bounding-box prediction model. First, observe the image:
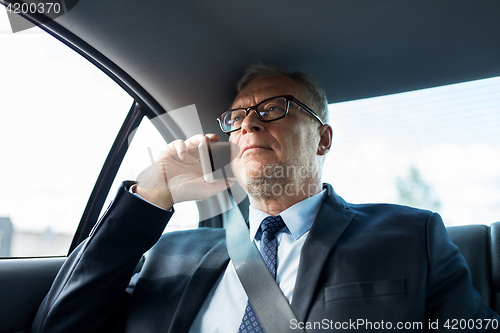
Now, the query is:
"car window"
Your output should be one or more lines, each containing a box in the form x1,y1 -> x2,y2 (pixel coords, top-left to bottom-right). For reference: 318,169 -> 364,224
100,117 -> 199,233
323,76 -> 500,227
0,16 -> 133,257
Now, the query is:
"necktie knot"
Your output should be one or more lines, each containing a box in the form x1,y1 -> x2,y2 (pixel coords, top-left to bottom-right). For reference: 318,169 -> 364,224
260,215 -> 285,238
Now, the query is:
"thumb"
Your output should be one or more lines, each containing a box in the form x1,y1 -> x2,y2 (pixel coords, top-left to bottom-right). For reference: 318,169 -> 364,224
209,178 -> 234,193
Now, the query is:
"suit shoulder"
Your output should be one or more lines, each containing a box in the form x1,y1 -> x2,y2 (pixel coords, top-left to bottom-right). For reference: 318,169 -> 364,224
323,184 -> 436,222
347,202 -> 436,224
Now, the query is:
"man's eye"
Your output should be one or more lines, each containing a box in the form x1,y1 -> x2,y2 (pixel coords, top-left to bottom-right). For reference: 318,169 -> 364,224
260,104 -> 284,116
227,115 -> 242,125
268,104 -> 283,111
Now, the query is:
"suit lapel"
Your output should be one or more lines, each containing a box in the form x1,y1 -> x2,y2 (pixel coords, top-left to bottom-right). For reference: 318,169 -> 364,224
291,184 -> 355,321
168,239 -> 230,333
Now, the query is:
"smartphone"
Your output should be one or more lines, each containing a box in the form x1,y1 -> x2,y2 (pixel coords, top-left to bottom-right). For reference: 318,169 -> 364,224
198,142 -> 239,183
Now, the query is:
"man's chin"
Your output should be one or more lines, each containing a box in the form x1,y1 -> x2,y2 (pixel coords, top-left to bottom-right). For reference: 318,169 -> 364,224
242,157 -> 273,168
243,162 -> 279,179
234,163 -> 288,197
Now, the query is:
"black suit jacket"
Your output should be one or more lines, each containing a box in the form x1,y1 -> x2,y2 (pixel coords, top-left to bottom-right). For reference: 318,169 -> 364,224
32,182 -> 499,332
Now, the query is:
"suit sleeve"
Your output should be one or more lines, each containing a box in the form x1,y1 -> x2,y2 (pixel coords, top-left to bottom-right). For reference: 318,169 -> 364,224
425,212 -> 500,332
31,181 -> 173,333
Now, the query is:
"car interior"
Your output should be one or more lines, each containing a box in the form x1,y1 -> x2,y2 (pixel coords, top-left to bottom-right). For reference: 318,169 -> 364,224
0,1 -> 499,332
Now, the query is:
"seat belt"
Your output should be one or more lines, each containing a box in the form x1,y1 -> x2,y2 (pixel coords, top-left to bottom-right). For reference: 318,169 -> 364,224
223,194 -> 305,333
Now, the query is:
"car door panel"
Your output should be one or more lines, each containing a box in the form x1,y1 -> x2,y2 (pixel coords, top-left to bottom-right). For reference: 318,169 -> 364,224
0,257 -> 65,333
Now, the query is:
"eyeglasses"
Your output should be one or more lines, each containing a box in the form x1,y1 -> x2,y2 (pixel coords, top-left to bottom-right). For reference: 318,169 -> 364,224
216,95 -> 324,133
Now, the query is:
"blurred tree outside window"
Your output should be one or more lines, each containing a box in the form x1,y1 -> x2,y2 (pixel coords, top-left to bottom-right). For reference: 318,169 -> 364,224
396,166 -> 441,211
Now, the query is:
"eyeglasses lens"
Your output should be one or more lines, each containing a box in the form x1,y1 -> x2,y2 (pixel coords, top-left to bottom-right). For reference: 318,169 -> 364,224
222,97 -> 287,132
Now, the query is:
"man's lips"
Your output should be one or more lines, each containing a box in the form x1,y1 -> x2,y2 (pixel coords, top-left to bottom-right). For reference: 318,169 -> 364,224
242,145 -> 272,155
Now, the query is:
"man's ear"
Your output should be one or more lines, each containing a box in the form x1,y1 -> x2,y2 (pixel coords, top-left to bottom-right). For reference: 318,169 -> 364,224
317,124 -> 333,156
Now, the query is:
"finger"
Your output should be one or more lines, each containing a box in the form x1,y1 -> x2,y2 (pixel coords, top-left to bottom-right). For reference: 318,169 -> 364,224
172,139 -> 187,160
155,144 -> 177,161
205,133 -> 219,143
202,178 -> 234,198
189,133 -> 219,147
185,134 -> 210,150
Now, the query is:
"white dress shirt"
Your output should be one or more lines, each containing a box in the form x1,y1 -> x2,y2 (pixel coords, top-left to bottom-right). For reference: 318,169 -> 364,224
189,189 -> 326,333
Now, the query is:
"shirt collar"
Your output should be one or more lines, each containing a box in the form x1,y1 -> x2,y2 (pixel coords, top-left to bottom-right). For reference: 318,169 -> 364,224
248,189 -> 326,241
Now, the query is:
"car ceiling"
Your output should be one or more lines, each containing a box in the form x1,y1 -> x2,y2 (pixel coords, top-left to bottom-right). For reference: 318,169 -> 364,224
14,0 -> 500,135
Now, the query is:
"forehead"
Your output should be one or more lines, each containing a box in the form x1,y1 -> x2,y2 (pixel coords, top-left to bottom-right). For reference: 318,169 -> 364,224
231,75 -> 306,108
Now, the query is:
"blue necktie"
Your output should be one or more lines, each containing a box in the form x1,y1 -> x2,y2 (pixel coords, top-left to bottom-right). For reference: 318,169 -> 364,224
238,215 -> 286,333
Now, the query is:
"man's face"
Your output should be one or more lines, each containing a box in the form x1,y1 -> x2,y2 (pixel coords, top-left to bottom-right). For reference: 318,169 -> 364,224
229,75 -> 323,198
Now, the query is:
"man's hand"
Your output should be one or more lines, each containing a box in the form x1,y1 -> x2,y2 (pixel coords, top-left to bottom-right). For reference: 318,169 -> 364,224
135,133 -> 232,210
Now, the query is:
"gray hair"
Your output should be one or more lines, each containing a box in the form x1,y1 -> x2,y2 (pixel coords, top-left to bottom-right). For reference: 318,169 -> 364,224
237,64 -> 329,124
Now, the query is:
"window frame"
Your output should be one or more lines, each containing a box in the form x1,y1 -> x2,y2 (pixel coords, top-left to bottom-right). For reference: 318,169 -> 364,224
6,8 -> 188,254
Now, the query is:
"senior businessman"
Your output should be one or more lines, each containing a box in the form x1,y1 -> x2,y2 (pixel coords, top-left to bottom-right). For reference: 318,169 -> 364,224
32,64 -> 500,332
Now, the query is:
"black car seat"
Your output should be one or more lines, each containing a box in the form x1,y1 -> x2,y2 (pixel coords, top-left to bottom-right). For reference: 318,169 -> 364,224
447,222 -> 500,314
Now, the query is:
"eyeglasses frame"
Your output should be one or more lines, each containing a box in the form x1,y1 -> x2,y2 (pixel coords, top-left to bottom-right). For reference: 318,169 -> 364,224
216,95 -> 324,133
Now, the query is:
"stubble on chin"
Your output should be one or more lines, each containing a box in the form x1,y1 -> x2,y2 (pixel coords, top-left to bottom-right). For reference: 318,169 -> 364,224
243,164 -> 287,200
235,161 -> 313,200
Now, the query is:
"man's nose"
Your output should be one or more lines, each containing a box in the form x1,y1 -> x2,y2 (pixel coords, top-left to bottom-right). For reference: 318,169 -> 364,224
240,109 -> 264,135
